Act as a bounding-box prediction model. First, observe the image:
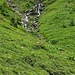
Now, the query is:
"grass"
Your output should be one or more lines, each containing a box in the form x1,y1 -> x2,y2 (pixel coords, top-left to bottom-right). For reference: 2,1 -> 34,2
38,0 -> 75,74
39,0 -> 75,51
11,0 -> 37,13
0,0 -> 75,75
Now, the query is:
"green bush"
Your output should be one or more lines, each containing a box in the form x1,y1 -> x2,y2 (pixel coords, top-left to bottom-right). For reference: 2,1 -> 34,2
69,19 -> 75,26
11,17 -> 18,28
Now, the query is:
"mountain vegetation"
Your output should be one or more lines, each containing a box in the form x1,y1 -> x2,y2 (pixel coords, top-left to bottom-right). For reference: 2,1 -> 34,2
0,0 -> 75,75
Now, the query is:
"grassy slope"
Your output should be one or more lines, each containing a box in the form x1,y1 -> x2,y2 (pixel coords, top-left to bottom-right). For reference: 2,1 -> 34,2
11,0 -> 37,13
39,0 -> 75,54
0,0 -> 75,75
39,0 -> 75,74
39,0 -> 75,50
0,0 -> 57,75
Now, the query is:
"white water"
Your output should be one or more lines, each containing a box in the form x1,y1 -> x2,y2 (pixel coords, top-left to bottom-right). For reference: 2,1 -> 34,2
6,0 -> 44,32
21,3 -> 44,32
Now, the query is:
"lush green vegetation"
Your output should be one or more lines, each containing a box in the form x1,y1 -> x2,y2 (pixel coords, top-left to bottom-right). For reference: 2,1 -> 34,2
39,0 -> 75,74
39,0 -> 75,51
0,0 -> 21,27
0,0 -> 75,75
11,0 -> 37,13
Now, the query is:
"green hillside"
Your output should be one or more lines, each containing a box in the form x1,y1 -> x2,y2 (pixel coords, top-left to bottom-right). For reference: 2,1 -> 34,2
39,0 -> 75,51
11,0 -> 37,13
0,0 -> 75,75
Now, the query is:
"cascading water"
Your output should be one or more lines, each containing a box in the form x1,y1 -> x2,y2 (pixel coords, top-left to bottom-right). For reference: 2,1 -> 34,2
6,0 -> 44,32
21,3 -> 44,32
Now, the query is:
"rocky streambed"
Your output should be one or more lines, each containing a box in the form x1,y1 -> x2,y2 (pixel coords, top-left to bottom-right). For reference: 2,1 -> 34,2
6,0 -> 44,32
21,3 -> 44,32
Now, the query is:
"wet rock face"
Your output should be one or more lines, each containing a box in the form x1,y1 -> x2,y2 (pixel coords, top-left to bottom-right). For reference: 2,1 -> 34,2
22,3 -> 44,32
6,0 -> 44,32
24,3 -> 44,16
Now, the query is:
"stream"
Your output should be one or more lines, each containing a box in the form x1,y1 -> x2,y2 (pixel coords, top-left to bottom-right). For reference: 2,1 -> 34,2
6,0 -> 44,32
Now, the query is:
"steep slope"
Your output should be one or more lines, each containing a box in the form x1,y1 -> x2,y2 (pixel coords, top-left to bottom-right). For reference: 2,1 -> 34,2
0,1 -> 47,75
0,0 -> 56,75
39,0 -> 75,54
0,0 -> 75,75
10,0 -> 37,13
38,0 -> 75,74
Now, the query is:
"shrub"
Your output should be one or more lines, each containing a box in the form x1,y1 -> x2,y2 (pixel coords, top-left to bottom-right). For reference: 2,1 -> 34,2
69,19 -> 75,26
0,1 -> 9,17
62,25 -> 67,28
11,17 -> 18,28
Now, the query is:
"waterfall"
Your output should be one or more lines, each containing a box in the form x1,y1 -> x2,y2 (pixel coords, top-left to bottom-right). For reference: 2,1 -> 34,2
22,3 -> 44,32
6,0 -> 44,32
21,15 -> 29,29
